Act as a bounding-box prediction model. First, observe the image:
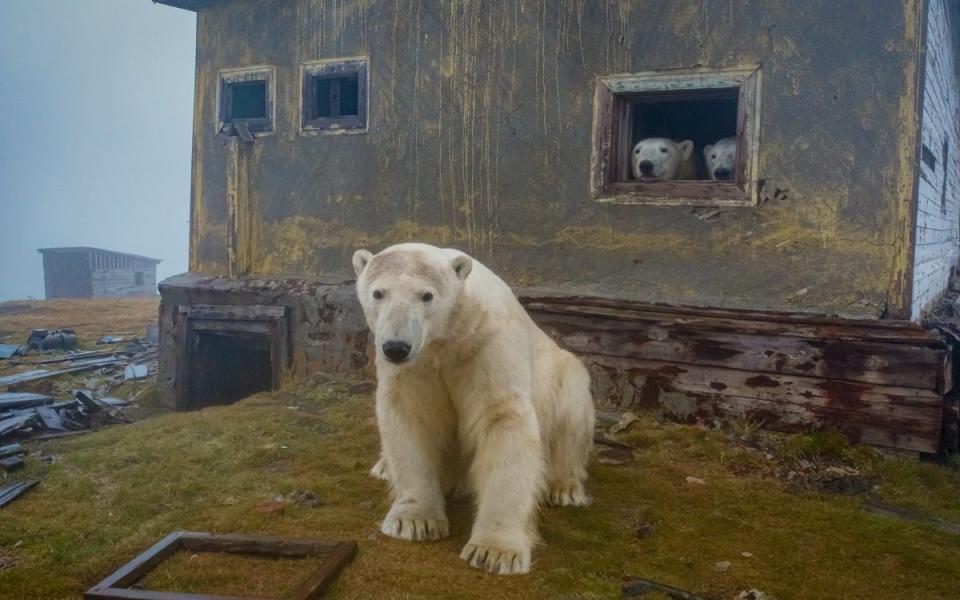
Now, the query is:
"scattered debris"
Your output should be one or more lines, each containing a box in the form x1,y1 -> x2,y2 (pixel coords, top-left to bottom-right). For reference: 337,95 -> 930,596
735,590 -> 777,600
145,322 -> 159,345
609,411 -> 641,434
861,497 -> 960,535
595,435 -> 636,465
0,479 -> 38,508
0,344 -> 21,360
0,443 -> 24,458
740,552 -> 753,558
622,577 -> 707,599
714,560 -> 732,572
23,329 -> 77,353
0,456 -> 24,471
123,364 -> 149,381
685,476 -> 707,486
635,523 -> 655,539
287,489 -> 323,508
255,499 -> 287,514
0,358 -> 121,387
96,335 -> 125,345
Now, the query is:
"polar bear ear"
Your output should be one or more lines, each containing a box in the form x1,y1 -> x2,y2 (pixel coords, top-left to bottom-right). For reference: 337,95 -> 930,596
703,143 -> 713,160
678,140 -> 694,160
451,254 -> 473,281
352,249 -> 374,277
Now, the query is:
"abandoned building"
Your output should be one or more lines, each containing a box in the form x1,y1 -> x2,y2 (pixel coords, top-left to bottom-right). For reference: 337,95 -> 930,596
154,0 -> 960,455
38,247 -> 161,299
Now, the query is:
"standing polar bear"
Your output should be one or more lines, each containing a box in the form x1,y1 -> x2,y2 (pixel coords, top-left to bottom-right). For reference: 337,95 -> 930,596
353,243 -> 595,575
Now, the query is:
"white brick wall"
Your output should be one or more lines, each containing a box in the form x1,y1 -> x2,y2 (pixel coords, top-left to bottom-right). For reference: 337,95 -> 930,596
911,0 -> 960,320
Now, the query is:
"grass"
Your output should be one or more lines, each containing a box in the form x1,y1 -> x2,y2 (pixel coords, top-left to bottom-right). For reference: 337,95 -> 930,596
0,297 -> 159,350
1,377 -> 959,599
2,299 -> 960,598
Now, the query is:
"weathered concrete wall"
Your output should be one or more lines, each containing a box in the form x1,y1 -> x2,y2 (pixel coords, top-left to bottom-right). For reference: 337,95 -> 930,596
189,0 -> 923,319
911,0 -> 960,319
157,273 -> 370,407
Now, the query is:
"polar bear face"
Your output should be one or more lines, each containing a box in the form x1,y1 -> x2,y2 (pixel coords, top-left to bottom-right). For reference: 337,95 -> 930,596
353,244 -> 472,365
631,138 -> 694,180
704,137 -> 738,181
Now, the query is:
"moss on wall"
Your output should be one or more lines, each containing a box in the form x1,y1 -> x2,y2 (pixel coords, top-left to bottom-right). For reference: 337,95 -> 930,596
189,0 -> 922,318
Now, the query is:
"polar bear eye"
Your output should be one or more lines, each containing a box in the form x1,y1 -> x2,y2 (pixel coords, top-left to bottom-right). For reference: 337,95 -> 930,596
660,147 -> 668,153
634,148 -> 641,154
422,292 -> 434,302
711,154 -> 717,159
372,290 -> 384,300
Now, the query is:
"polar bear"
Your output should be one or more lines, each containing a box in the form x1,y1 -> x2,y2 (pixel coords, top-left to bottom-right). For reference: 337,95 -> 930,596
353,243 -> 595,575
631,137 -> 696,180
704,136 -> 738,181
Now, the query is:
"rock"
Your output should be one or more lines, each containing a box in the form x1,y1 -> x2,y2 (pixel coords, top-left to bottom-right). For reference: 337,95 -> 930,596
735,590 -> 777,600
597,445 -> 633,465
609,411 -> 640,434
714,560 -> 732,572
741,551 -> 753,558
685,476 -> 707,485
636,523 -> 655,539
287,489 -> 323,508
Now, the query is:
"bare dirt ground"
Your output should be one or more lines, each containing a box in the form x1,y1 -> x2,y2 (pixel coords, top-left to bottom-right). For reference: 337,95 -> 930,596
1,299 -> 959,599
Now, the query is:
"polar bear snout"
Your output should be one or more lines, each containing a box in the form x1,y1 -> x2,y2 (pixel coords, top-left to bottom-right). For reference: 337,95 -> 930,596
713,167 -> 731,180
636,160 -> 654,177
382,340 -> 412,363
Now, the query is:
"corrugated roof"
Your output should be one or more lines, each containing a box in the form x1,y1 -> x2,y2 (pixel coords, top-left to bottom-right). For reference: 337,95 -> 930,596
152,0 -> 218,11
37,247 -> 162,264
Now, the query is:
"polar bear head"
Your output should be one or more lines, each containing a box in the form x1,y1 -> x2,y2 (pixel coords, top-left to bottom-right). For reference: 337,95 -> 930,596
353,243 -> 472,365
703,137 -> 738,181
631,138 -> 694,180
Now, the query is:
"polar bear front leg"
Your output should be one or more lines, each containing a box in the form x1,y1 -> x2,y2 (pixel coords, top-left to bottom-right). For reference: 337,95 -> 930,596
459,393 -> 544,575
377,391 -> 450,541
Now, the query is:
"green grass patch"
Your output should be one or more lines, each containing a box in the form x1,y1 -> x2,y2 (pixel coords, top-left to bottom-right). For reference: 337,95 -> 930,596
1,377 -> 959,599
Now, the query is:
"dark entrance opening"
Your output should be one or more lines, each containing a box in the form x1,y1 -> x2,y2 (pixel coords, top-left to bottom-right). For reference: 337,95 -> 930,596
192,332 -> 273,407
175,304 -> 288,411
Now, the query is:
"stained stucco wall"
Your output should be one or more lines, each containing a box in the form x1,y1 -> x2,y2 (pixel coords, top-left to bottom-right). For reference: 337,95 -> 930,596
189,0 -> 923,319
911,0 -> 960,319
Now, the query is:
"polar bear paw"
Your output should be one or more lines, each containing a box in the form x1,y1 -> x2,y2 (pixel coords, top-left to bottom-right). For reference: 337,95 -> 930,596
547,480 -> 590,507
460,541 -> 531,575
370,457 -> 389,481
380,512 -> 449,541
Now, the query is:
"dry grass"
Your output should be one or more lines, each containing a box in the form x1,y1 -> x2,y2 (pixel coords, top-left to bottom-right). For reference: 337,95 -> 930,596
0,298 -> 159,349
1,376 -> 959,599
2,299 -> 960,599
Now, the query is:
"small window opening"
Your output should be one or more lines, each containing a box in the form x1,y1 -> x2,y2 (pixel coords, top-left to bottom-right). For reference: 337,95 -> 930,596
592,67 -> 762,206
134,272 -> 144,286
217,66 -> 274,136
229,81 -> 267,120
301,57 -> 368,133
313,74 -> 360,118
630,90 -> 739,181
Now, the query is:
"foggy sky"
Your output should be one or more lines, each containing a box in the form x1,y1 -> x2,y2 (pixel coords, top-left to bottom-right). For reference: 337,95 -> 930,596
0,0 -> 196,301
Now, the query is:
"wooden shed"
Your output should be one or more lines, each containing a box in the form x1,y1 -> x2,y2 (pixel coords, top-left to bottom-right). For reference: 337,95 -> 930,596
154,0 -> 960,455
38,247 -> 161,299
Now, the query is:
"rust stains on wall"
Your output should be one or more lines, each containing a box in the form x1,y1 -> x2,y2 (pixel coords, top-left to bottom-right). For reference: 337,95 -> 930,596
188,0 -> 924,318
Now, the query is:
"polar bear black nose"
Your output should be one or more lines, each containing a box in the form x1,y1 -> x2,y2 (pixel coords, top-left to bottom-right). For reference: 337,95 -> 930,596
382,340 -> 411,362
638,160 -> 654,175
714,168 -> 731,180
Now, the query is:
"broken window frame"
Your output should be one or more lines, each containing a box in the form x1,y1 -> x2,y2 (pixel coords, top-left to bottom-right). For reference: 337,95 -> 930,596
216,65 -> 276,137
591,66 -> 763,207
84,531 -> 357,600
300,57 -> 369,134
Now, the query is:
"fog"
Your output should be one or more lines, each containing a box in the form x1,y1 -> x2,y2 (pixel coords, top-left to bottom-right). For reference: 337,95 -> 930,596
0,0 -> 196,301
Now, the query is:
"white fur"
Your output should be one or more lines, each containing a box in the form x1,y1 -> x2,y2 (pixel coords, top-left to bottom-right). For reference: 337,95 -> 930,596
704,136 -> 737,181
353,243 -> 595,575
631,137 -> 694,180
